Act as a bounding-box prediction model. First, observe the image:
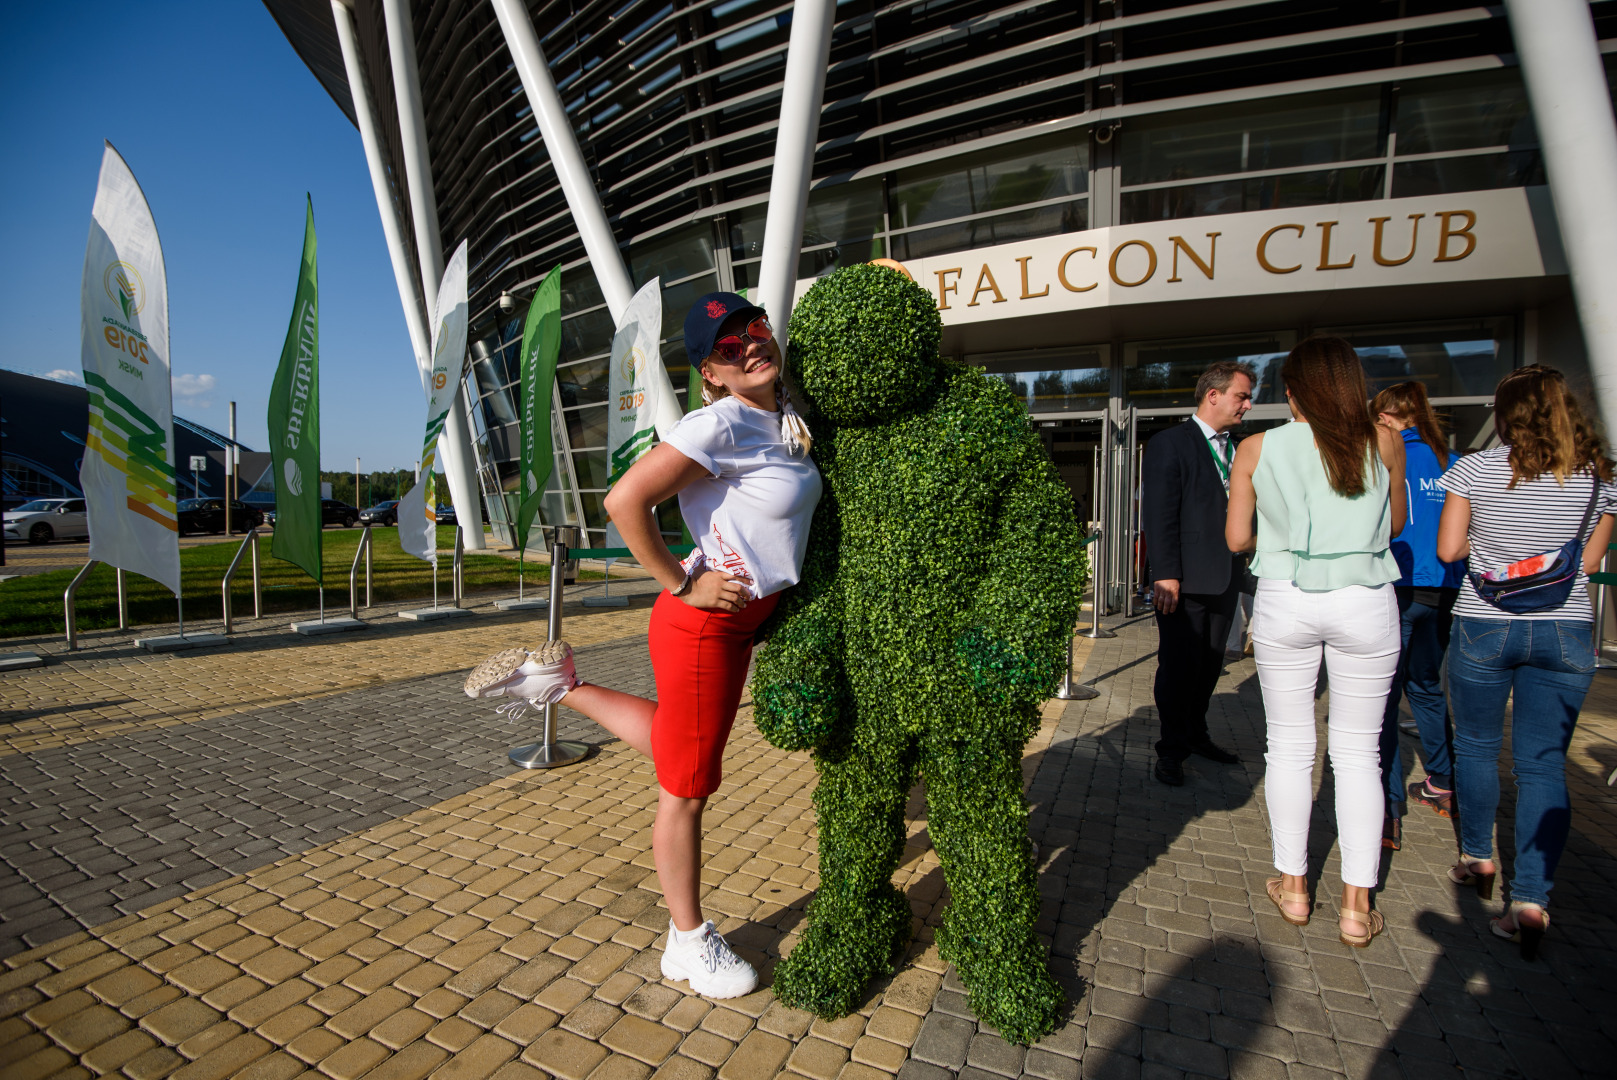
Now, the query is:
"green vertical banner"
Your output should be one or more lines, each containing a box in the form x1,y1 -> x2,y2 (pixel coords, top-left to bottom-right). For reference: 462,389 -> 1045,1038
514,266 -> 561,555
267,198 -> 321,582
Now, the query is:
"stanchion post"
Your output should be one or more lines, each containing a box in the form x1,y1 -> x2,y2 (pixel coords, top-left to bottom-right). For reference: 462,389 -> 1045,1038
116,568 -> 128,631
65,560 -> 100,652
508,526 -> 589,769
1594,544 -> 1616,668
1057,530 -> 1104,699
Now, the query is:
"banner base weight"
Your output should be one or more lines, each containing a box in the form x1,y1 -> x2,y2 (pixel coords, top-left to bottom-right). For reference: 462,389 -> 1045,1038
508,740 -> 590,769
0,652 -> 45,672
292,617 -> 368,636
137,634 -> 229,653
400,607 -> 475,622
494,598 -> 549,611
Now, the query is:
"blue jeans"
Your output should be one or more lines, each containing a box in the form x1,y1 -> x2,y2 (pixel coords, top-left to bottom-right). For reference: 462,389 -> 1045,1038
1379,587 -> 1456,817
1448,616 -> 1594,907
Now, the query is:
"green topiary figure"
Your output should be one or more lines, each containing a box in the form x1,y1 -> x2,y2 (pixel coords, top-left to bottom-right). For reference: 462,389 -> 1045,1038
752,263 -> 1088,1044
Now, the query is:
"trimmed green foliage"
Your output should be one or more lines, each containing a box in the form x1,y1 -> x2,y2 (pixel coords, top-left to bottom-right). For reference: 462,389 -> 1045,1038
753,263 -> 1088,1044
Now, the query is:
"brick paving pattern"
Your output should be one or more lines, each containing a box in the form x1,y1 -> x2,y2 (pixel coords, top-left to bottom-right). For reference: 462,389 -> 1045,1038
1,586 -> 1614,1079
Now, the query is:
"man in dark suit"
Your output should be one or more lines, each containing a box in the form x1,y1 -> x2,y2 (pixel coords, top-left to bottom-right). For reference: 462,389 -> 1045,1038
1141,361 -> 1255,786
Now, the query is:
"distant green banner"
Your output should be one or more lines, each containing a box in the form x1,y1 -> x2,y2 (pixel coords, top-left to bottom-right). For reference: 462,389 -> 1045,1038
515,266 -> 561,556
267,198 -> 321,582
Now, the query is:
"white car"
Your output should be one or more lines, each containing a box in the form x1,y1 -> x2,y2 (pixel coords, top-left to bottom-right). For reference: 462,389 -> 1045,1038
4,498 -> 90,545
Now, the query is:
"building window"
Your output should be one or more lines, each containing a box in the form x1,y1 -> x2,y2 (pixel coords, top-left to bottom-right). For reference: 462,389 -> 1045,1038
967,346 -> 1111,415
888,134 -> 1090,261
1318,318 -> 1516,400
1124,333 -> 1296,409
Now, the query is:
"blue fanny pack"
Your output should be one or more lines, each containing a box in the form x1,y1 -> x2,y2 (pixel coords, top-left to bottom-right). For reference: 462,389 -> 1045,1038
1468,474 -> 1598,615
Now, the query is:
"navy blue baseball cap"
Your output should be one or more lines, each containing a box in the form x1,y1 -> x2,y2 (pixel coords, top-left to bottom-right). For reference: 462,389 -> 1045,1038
684,292 -> 766,367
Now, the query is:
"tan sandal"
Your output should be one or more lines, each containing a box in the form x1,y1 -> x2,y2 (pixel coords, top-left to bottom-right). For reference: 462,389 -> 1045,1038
1491,902 -> 1549,962
1265,878 -> 1311,926
1448,855 -> 1496,901
1339,899 -> 1385,948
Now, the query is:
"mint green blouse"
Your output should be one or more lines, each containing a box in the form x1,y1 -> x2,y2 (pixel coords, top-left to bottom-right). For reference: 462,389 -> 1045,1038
1250,420 -> 1399,590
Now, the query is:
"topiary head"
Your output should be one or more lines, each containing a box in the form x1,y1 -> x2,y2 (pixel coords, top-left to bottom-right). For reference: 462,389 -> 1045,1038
787,263 -> 944,426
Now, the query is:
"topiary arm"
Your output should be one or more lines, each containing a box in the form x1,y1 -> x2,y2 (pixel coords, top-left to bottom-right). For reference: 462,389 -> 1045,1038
955,429 -> 1088,710
751,487 -> 849,751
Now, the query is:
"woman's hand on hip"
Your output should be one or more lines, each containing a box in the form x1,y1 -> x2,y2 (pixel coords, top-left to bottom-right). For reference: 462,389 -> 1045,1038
684,568 -> 754,612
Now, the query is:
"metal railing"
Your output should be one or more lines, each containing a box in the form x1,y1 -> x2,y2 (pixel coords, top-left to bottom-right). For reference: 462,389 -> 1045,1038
64,560 -> 101,651
350,526 -> 373,618
453,526 -> 465,607
220,528 -> 262,635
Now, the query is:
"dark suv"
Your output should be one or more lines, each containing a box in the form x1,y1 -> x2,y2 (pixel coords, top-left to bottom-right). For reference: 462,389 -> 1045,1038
360,500 -> 400,526
265,499 -> 358,529
177,499 -> 264,535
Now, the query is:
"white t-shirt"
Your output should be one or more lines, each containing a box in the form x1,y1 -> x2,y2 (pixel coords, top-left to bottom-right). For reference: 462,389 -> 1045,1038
1437,446 -> 1617,620
663,395 -> 822,599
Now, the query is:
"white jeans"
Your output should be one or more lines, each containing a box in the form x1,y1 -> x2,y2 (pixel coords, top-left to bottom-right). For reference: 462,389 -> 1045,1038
1253,579 -> 1399,888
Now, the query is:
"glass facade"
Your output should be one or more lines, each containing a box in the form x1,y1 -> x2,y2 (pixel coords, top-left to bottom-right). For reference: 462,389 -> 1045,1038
280,1 -> 1614,547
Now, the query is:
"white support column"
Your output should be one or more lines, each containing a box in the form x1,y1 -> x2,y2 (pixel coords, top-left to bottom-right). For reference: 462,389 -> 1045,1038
331,0 -> 429,366
1504,0 -> 1617,426
754,0 -> 837,349
491,0 -> 635,322
381,0 -> 486,547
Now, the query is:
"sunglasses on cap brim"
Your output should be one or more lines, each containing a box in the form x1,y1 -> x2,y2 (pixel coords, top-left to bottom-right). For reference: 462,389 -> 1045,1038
710,317 -> 774,364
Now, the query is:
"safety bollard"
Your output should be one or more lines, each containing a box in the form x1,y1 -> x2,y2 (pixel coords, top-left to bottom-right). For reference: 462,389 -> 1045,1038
1057,529 -> 1104,699
507,526 -> 590,769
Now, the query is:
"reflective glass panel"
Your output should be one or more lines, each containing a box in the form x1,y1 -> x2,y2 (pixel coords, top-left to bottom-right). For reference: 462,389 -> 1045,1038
1317,318 -> 1515,399
1390,152 -> 1543,198
968,346 -> 1110,414
890,134 -> 1089,230
1119,89 -> 1383,186
558,356 -> 610,407
892,200 -> 1088,260
1120,166 -> 1384,224
1394,71 -> 1536,156
1124,333 -> 1295,408
631,225 -> 716,286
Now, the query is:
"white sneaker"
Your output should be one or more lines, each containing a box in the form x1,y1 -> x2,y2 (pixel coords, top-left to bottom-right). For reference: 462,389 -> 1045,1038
464,640 -> 578,704
1398,717 -> 1420,735
660,921 -> 758,999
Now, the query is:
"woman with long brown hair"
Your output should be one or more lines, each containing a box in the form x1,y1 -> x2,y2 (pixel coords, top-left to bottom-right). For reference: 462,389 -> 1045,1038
1372,382 -> 1465,850
1435,365 -> 1616,960
1226,336 -> 1407,948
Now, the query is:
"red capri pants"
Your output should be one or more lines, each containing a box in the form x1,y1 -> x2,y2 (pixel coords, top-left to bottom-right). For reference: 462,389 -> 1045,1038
649,588 -> 780,799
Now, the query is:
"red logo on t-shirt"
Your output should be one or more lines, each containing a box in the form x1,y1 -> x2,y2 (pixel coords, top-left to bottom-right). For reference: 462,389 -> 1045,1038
706,300 -> 728,319
711,524 -> 750,582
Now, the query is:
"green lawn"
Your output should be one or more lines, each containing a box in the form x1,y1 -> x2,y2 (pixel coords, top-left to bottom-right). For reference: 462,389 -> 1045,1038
0,527 -> 602,638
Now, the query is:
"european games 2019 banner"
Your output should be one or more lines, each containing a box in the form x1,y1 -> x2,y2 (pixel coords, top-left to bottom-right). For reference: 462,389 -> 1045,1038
602,278 -> 681,557
399,240 -> 469,566
79,142 -> 181,596
267,198 -> 321,583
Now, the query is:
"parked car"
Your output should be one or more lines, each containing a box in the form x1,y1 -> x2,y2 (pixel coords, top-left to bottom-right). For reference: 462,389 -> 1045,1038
263,499 -> 359,528
360,500 -> 400,526
436,504 -> 457,527
4,498 -> 89,545
323,499 -> 360,527
177,499 -> 264,535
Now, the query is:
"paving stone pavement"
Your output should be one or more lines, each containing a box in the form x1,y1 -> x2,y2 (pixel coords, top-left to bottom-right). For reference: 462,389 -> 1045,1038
900,614 -> 1617,1080
2,590 -> 1616,1080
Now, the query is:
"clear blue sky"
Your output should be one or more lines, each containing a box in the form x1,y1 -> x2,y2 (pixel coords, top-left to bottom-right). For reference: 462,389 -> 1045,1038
0,1 -> 432,474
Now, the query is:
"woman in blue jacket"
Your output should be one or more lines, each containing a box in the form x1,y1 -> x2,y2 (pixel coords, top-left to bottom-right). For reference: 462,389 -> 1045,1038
1374,382 -> 1465,850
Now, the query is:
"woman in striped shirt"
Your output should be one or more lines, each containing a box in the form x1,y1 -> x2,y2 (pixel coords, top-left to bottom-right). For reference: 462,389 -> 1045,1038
1436,365 -> 1617,960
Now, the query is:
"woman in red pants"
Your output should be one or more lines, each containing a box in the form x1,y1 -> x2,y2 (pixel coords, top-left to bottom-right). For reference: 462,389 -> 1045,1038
466,292 -> 819,999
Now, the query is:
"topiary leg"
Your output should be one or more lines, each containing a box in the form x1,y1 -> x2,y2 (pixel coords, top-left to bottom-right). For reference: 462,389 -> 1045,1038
773,736 -> 917,1019
923,725 -> 1062,1045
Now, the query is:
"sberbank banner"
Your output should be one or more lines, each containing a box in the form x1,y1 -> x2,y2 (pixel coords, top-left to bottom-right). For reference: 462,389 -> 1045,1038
514,265 -> 561,556
399,241 -> 469,566
78,142 -> 181,596
267,199 -> 321,582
